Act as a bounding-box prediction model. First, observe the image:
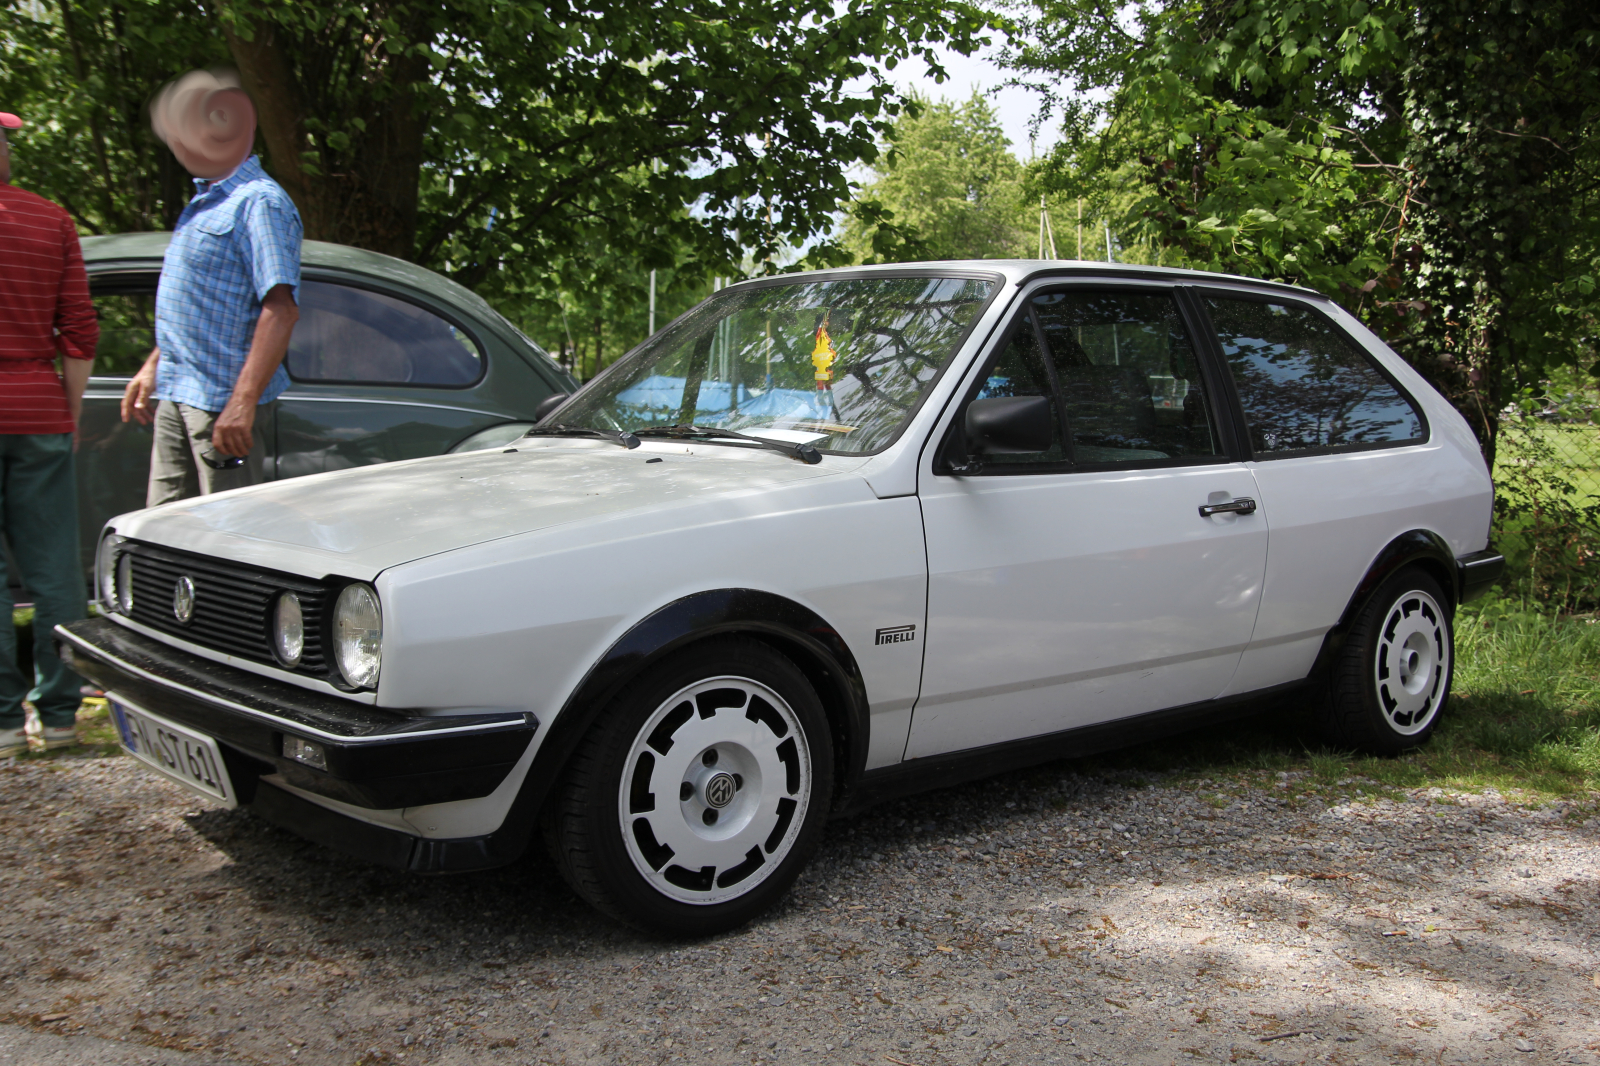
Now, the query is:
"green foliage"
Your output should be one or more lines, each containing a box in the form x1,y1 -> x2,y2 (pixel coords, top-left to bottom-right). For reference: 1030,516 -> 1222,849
1015,0 -> 1410,295
2,0 -> 996,339
1006,0 -> 1600,462
1394,0 -> 1600,458
841,91 -> 1032,262
1493,382 -> 1600,610
0,0 -> 229,233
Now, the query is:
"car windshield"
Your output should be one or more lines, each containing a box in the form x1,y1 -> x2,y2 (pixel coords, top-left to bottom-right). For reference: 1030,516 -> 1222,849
553,274 -> 996,454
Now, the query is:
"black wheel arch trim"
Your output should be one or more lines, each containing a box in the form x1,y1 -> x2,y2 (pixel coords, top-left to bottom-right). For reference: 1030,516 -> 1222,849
1309,529 -> 1465,681
447,588 -> 871,872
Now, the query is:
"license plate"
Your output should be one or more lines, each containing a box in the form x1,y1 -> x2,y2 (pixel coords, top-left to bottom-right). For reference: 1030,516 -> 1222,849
109,696 -> 237,808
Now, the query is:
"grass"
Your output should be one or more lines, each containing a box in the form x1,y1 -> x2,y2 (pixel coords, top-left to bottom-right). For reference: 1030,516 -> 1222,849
13,601 -> 1600,813
1052,594 -> 1600,810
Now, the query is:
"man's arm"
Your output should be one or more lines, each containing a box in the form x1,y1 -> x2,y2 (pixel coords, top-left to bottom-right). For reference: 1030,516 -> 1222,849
61,352 -> 95,429
121,347 -> 160,425
211,283 -> 298,456
53,212 -> 99,365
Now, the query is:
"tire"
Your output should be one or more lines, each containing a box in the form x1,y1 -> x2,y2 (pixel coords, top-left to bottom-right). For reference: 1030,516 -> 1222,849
543,637 -> 834,935
1323,566 -> 1453,755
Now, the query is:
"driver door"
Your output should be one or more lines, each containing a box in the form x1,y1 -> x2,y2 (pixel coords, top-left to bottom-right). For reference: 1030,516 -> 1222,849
907,284 -> 1268,758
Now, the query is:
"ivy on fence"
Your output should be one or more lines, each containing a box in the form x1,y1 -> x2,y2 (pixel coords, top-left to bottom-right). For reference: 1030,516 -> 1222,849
1494,387 -> 1600,612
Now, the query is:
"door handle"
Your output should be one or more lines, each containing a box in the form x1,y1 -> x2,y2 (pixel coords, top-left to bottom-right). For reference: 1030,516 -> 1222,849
1199,497 -> 1257,517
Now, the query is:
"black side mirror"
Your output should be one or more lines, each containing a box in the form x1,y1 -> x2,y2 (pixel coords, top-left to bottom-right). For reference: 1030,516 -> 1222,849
532,391 -> 571,424
965,395 -> 1054,455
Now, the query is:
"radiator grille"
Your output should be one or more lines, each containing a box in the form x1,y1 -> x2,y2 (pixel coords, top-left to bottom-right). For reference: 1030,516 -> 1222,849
122,541 -> 330,676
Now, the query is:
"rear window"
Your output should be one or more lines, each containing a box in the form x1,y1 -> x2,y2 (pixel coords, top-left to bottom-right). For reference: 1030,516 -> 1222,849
287,282 -> 484,387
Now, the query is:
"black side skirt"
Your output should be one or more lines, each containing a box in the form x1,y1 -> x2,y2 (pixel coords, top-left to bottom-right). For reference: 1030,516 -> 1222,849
843,680 -> 1312,815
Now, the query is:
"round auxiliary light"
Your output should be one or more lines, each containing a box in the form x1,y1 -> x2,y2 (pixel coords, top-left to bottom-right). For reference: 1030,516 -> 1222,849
116,552 -> 135,615
98,535 -> 124,610
332,583 -> 382,689
273,591 -> 304,668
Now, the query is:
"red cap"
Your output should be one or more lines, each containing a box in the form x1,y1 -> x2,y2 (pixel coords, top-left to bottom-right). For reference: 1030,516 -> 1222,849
0,113 -> 22,130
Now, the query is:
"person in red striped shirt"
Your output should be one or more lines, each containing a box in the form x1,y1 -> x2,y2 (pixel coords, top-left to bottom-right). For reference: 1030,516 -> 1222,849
0,111 -> 99,758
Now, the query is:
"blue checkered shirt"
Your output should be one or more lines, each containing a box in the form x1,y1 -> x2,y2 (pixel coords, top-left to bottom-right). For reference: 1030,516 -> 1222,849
154,155 -> 302,412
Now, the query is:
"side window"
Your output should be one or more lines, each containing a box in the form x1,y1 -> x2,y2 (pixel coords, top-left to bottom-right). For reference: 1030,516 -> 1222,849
972,312 -> 1065,466
90,289 -> 157,375
1033,289 -> 1222,465
1206,296 -> 1424,455
287,281 -> 484,386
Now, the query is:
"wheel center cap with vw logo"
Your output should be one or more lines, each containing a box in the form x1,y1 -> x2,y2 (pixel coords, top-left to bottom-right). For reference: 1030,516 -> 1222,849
702,771 -> 737,809
172,575 -> 196,624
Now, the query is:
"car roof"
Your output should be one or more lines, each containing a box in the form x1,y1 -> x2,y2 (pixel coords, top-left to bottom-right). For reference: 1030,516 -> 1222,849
725,259 -> 1330,302
79,231 -> 507,324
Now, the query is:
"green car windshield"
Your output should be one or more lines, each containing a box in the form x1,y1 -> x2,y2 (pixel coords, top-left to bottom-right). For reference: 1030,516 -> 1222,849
554,274 -> 996,454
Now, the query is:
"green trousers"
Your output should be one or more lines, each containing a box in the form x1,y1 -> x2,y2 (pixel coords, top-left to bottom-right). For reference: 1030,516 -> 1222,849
0,433 -> 85,729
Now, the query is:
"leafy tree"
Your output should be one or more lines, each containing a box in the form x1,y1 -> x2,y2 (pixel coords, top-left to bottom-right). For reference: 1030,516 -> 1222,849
2,0 -> 992,280
1004,0 -> 1600,464
1399,0 -> 1600,455
0,0 -> 227,233
841,91 -> 1033,262
3,0 -> 995,379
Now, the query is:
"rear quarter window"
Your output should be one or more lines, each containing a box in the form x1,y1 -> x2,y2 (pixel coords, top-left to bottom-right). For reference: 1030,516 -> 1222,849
1206,295 -> 1425,457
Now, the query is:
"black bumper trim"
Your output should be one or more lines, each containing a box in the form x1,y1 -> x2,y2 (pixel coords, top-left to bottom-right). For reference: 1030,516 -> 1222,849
251,779 -> 515,874
1457,548 -> 1505,603
253,779 -> 417,868
57,617 -> 538,809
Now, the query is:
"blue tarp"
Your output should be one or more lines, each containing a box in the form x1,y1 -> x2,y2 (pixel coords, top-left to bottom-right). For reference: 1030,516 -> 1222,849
614,375 -> 833,423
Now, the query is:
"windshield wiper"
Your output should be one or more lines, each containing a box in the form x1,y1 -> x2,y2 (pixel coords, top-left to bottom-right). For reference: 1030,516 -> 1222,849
523,423 -> 640,449
634,424 -> 822,465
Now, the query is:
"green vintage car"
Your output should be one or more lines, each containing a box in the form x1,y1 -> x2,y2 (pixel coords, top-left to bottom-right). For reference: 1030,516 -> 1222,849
75,233 -> 577,576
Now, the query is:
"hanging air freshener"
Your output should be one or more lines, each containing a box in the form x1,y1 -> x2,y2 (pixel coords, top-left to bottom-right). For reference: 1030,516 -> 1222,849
811,313 -> 838,390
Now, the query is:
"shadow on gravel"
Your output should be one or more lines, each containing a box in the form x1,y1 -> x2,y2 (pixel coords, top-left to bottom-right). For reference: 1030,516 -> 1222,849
179,804 -> 640,966
170,699 -> 1315,963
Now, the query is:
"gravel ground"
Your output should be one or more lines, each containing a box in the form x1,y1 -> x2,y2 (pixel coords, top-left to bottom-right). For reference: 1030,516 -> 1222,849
2,750 -> 1598,1066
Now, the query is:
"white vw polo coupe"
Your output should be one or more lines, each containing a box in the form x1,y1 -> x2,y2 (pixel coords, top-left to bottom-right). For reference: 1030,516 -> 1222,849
60,262 -> 1501,934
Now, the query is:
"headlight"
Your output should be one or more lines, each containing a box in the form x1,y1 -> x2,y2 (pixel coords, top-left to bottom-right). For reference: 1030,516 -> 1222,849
116,552 -> 135,614
273,592 -> 304,668
97,534 -> 124,610
332,583 -> 382,689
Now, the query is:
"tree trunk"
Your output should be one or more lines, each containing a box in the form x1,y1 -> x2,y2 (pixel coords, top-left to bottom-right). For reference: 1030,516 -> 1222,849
220,12 -> 427,260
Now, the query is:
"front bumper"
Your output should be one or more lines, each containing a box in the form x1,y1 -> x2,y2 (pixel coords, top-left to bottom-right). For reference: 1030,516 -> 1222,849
56,617 -> 538,812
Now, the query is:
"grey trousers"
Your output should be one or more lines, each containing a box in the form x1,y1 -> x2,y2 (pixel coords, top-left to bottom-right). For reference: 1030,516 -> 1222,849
147,400 -> 274,507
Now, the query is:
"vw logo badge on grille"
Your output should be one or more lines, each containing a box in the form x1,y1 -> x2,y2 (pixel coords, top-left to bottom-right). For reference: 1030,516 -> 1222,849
172,575 -> 196,624
703,771 -> 737,809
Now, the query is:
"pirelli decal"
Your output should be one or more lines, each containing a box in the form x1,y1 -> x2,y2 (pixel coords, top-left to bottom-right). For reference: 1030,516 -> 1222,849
875,624 -> 916,647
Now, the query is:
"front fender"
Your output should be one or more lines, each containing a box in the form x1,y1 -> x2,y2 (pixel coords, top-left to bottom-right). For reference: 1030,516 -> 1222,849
431,589 -> 868,870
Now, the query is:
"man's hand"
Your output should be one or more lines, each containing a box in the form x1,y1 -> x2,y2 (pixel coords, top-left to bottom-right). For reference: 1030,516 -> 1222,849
212,394 -> 257,458
121,349 -> 160,425
215,284 -> 299,457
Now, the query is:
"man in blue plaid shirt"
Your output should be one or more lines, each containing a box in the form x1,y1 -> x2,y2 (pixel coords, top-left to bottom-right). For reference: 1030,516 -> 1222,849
121,149 -> 301,504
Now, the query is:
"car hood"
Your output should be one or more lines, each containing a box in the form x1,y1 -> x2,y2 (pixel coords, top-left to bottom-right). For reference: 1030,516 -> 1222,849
114,442 -> 857,579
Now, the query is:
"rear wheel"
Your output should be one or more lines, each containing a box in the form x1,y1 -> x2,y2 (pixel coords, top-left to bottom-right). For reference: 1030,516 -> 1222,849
543,638 -> 833,935
1323,566 -> 1453,755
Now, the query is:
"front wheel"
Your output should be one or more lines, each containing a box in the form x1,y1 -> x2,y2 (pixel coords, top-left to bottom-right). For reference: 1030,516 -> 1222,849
1323,566 -> 1453,755
543,638 -> 833,935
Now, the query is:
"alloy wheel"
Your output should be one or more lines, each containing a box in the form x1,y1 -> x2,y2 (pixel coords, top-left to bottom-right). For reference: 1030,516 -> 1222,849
617,675 -> 812,905
1374,587 -> 1450,736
